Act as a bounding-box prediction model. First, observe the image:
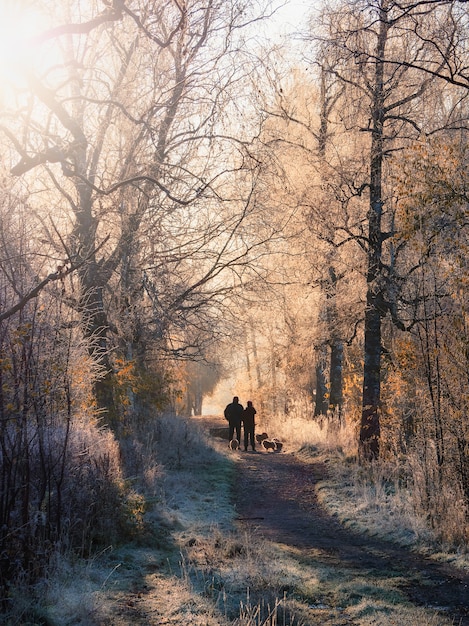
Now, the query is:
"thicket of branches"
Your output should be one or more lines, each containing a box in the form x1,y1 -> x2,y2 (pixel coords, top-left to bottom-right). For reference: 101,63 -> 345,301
236,0 -> 469,542
0,0 -> 276,604
1,0 -> 469,605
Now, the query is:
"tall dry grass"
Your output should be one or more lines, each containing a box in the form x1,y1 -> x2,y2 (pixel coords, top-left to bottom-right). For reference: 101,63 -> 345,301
260,410 -> 469,560
258,411 -> 358,458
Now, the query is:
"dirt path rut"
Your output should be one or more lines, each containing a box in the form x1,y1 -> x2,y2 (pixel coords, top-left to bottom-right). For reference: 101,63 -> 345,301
226,431 -> 469,625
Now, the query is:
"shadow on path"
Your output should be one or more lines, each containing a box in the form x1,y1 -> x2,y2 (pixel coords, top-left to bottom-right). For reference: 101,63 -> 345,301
179,409 -> 469,625
230,447 -> 469,625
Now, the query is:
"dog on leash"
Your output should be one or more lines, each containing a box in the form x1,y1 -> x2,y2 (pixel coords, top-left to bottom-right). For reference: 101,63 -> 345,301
229,438 -> 240,450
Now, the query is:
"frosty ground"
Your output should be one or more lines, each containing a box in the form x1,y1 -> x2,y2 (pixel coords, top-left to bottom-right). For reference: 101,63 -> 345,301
35,413 -> 469,626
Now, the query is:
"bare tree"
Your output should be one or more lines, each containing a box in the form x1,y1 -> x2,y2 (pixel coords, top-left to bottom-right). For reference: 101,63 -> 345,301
314,0 -> 458,460
3,0 -> 271,426
256,60 -> 359,423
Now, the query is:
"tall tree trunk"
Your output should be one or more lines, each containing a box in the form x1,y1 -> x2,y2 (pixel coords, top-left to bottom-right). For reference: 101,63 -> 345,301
73,165 -> 118,426
359,9 -> 388,462
79,269 -> 118,427
314,345 -> 329,417
326,267 -> 344,421
329,339 -> 343,420
316,68 -> 345,422
244,331 -> 254,397
249,318 -> 262,390
64,26 -> 120,427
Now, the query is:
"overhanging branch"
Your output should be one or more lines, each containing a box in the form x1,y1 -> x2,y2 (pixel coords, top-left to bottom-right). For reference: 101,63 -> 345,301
0,236 -> 109,322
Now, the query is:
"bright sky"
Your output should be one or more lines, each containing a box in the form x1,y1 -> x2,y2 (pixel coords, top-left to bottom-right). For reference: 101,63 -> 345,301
0,0 -> 313,101
270,0 -> 312,36
0,0 -> 52,88
0,2 -> 47,54
0,0 -> 312,68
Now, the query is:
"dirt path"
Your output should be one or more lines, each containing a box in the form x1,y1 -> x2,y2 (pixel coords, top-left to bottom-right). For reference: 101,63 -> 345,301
202,416 -> 469,625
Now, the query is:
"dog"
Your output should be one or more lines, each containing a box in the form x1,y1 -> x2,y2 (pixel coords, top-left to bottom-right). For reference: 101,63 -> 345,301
273,439 -> 283,452
261,439 -> 276,451
229,438 -> 240,450
255,432 -> 269,444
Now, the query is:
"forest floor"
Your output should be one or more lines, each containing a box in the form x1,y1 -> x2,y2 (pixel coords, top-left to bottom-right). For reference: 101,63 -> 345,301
90,414 -> 469,626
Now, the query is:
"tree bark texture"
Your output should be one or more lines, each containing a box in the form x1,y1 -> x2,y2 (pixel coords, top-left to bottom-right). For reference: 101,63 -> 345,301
314,346 -> 329,417
359,7 -> 388,462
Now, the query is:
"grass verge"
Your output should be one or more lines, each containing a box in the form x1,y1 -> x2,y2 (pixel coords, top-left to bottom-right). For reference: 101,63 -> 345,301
13,412 -> 466,626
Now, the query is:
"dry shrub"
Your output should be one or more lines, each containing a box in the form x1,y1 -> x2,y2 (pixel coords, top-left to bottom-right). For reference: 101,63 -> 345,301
406,448 -> 469,547
235,594 -> 301,626
61,421 -> 131,549
31,419 -> 127,550
1,419 -> 128,581
125,411 -> 219,472
258,411 -> 357,459
0,416 -> 134,623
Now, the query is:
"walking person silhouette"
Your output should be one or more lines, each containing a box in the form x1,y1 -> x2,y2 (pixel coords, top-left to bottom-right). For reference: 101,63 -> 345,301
242,400 -> 257,451
224,396 -> 244,444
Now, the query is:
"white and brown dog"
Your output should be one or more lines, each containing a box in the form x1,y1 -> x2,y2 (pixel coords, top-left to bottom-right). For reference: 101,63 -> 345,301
273,438 -> 283,452
229,438 -> 240,450
261,439 -> 276,451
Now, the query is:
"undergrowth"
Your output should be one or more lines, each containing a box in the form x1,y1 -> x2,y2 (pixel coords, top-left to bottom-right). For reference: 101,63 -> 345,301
6,411 -> 466,625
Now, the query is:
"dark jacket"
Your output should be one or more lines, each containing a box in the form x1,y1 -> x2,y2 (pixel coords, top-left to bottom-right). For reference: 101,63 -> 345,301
224,399 -> 244,423
242,404 -> 256,428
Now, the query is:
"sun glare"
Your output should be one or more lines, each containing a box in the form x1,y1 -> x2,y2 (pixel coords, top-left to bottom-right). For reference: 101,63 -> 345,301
0,1 -> 51,85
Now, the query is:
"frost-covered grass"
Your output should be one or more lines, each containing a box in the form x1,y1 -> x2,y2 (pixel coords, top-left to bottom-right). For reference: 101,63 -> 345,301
254,408 -> 468,569
315,455 -> 469,572
19,411 -> 466,626
256,411 -> 358,459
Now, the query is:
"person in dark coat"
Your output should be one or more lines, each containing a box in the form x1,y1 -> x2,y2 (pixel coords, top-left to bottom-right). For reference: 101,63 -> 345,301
224,396 -> 244,443
242,400 -> 257,451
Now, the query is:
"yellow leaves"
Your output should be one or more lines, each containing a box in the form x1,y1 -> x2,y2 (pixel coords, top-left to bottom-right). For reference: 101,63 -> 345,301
13,323 -> 32,337
115,357 -> 140,397
0,357 -> 12,372
391,134 -> 469,255
115,357 -> 136,383
393,337 -> 418,372
9,323 -> 34,347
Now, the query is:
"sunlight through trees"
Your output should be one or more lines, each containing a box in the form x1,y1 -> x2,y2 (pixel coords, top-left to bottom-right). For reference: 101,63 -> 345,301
1,0 -> 469,611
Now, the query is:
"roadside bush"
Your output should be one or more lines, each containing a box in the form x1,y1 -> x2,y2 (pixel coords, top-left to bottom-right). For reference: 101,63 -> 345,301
0,417 -> 128,612
57,421 -> 128,550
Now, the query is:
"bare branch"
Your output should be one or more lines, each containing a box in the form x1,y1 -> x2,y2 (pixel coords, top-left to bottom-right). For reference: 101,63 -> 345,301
0,236 -> 109,322
29,2 -> 125,45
